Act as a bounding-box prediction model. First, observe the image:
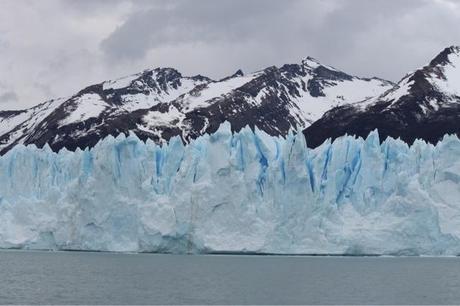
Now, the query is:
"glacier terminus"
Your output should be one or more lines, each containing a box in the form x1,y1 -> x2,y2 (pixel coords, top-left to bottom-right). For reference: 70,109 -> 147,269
1,123 -> 460,255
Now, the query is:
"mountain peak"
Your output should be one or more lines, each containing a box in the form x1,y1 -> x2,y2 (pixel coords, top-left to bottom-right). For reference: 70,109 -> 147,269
429,45 -> 460,67
302,56 -> 322,69
377,45 -> 460,104
234,69 -> 244,77
218,69 -> 244,82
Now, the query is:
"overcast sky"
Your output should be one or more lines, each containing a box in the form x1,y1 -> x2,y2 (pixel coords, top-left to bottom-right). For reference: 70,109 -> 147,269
0,0 -> 459,110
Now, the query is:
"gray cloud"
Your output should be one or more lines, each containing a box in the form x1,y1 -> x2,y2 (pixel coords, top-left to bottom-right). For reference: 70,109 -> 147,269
100,0 -> 460,81
101,0 -> 302,59
0,0 -> 459,110
0,82 -> 18,104
0,91 -> 18,103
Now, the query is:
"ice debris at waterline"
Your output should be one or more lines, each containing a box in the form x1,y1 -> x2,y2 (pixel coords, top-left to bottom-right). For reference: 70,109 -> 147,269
1,123 -> 460,255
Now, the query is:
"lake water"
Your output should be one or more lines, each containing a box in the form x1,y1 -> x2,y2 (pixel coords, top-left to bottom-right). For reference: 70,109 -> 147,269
1,251 -> 460,304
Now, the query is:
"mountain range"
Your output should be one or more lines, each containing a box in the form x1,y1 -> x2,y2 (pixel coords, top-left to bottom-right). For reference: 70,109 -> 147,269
1,46 -> 459,153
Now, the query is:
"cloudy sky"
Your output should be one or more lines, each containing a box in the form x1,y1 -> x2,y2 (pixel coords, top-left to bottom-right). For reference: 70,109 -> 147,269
0,0 -> 459,110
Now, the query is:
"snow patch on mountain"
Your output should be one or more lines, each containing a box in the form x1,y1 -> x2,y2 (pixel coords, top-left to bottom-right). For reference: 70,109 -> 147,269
103,73 -> 142,91
179,73 -> 259,112
303,56 -> 329,70
117,73 -> 210,113
0,98 -> 67,151
430,48 -> 460,96
60,94 -> 108,125
142,106 -> 183,128
296,77 -> 391,120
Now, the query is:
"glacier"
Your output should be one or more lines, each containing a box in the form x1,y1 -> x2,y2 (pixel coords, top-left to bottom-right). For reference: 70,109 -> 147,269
1,123 -> 460,255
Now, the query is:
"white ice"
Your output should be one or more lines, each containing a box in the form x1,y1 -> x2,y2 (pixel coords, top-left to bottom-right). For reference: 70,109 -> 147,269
0,124 -> 459,255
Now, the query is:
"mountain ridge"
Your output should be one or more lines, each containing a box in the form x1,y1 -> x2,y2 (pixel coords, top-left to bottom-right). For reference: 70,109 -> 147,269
303,45 -> 460,148
0,57 -> 392,154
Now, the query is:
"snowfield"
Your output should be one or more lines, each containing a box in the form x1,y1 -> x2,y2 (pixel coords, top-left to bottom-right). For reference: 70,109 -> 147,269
1,124 -> 460,255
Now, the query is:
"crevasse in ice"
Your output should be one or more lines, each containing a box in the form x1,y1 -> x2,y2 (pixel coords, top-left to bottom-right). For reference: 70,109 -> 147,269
1,122 -> 460,255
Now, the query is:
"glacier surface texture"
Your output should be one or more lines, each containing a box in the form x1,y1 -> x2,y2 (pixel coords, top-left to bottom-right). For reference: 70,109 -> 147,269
1,123 -> 460,255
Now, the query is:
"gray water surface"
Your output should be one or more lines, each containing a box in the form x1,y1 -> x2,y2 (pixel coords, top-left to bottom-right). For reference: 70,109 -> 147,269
1,251 -> 460,304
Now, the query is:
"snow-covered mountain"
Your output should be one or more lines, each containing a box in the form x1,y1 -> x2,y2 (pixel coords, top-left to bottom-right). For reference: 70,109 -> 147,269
304,46 -> 460,148
0,57 -> 392,154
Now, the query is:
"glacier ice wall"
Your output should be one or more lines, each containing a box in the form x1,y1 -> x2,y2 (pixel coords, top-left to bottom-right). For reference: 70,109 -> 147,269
1,123 -> 460,255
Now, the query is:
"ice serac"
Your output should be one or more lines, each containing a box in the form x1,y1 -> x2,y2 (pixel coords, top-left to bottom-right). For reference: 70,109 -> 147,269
1,125 -> 460,255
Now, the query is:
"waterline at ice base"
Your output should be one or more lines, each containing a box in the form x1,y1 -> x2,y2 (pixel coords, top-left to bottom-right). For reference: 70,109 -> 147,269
1,123 -> 460,255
